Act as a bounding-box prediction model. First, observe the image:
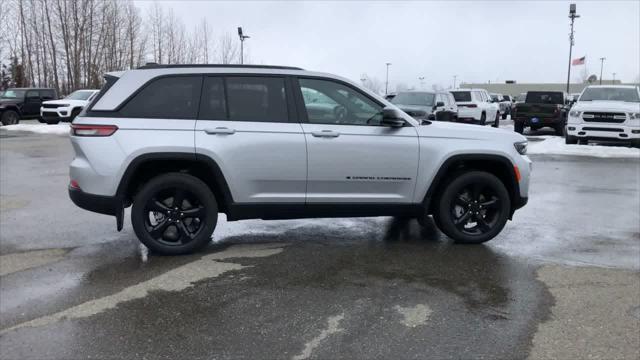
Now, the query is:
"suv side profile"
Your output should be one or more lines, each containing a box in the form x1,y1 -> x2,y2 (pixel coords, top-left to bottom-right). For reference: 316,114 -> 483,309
69,65 -> 531,255
390,90 -> 458,122
0,88 -> 57,125
450,89 -> 500,127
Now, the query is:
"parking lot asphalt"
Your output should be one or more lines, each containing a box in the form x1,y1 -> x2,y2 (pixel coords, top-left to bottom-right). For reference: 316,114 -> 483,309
1,125 -> 639,359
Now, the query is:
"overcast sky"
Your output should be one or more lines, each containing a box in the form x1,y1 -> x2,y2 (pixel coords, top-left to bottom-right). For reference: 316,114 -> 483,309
135,0 -> 640,90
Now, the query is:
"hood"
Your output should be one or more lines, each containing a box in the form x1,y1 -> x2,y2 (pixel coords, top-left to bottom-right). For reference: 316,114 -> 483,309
572,100 -> 640,113
417,121 -> 526,143
42,99 -> 89,106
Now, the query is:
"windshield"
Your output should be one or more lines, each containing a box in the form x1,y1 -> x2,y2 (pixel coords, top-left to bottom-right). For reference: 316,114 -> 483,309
451,91 -> 472,102
579,87 -> 640,102
490,94 -> 499,101
65,90 -> 95,101
391,92 -> 435,106
525,92 -> 564,104
1,89 -> 26,99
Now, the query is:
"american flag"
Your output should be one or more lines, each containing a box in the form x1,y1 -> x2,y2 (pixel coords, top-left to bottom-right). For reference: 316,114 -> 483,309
572,56 -> 586,66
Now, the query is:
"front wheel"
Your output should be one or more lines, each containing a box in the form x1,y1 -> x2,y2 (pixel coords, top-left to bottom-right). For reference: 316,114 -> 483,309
493,112 -> 500,128
1,110 -> 20,125
479,112 -> 486,126
565,133 -> 578,144
433,171 -> 511,244
514,121 -> 524,134
131,173 -> 218,255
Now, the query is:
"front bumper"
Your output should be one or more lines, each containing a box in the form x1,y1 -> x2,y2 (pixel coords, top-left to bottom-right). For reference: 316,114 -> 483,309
566,123 -> 640,141
41,107 -> 72,122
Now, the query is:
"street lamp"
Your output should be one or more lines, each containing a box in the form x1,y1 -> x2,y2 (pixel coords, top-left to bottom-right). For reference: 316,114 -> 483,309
385,63 -> 392,95
566,4 -> 580,93
612,72 -> 616,83
418,76 -> 425,89
599,57 -> 606,85
453,75 -> 458,89
238,27 -> 250,65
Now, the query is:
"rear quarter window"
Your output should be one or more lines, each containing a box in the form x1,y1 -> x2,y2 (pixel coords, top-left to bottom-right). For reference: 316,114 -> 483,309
119,76 -> 203,119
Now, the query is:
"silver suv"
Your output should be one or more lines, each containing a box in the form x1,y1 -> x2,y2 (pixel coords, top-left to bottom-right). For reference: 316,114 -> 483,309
69,64 -> 531,255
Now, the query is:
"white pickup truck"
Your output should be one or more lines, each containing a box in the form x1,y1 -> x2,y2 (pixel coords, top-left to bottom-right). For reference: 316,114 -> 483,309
566,85 -> 640,145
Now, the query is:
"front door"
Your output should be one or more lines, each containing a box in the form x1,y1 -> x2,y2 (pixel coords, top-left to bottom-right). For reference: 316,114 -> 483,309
295,77 -> 419,204
195,76 -> 307,204
23,90 -> 41,117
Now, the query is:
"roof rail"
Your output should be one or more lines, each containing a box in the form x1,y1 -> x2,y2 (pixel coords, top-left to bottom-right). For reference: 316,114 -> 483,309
136,63 -> 304,70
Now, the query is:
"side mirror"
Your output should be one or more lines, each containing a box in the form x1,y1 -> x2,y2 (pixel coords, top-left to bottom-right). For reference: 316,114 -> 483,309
381,107 -> 405,128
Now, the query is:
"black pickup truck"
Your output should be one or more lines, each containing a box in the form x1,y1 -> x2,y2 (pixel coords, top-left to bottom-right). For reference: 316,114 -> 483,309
512,91 -> 568,135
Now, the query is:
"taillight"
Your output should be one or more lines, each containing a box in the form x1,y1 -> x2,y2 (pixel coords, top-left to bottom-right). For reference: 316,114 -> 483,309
71,124 -> 118,137
459,104 -> 478,108
70,179 -> 81,189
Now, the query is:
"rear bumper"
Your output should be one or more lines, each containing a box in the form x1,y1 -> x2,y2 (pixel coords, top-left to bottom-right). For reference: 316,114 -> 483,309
514,115 -> 563,127
69,187 -> 118,216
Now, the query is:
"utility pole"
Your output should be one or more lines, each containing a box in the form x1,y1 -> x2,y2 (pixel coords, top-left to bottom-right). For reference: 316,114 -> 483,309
418,76 -> 425,89
453,75 -> 458,89
238,27 -> 250,65
566,4 -> 580,93
385,62 -> 392,95
612,72 -> 616,83
599,57 -> 606,85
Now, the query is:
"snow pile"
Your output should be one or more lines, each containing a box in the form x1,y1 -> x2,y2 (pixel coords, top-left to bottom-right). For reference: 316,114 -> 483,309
1,123 -> 70,135
528,137 -> 640,158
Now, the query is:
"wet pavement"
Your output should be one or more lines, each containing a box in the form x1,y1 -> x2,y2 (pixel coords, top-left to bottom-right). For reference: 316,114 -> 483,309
1,126 -> 639,359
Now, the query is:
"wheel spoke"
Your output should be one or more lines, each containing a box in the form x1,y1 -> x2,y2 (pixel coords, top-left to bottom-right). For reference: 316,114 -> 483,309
149,220 -> 170,239
149,199 -> 171,213
455,194 -> 470,207
480,197 -> 499,209
173,189 -> 185,209
182,206 -> 204,219
476,215 -> 491,232
176,222 -> 194,243
453,210 -> 472,227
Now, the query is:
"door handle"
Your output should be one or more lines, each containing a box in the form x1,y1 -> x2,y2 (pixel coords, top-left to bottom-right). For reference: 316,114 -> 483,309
204,127 -> 236,135
311,130 -> 340,138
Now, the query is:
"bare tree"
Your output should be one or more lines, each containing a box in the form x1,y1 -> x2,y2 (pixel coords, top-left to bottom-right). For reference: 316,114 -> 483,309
218,33 -> 238,64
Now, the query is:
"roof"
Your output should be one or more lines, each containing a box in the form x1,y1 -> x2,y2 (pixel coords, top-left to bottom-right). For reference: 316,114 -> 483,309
6,88 -> 55,91
584,85 -> 639,89
137,63 -> 304,71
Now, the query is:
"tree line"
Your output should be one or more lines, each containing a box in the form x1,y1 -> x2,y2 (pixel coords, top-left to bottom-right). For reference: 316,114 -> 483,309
0,0 -> 244,94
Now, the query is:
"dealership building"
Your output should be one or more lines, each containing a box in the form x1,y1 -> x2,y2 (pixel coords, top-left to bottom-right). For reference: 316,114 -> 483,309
459,80 -> 639,96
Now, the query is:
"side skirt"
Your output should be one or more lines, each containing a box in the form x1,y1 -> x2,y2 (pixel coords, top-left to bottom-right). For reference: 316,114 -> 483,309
225,203 -> 424,221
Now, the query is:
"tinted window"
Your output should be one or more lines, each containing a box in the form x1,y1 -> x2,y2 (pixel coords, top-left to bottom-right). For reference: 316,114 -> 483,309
525,92 -> 564,104
1,89 -> 26,99
199,77 -> 227,119
226,77 -> 288,122
120,76 -> 202,119
391,92 -> 435,106
26,90 -> 39,99
451,91 -> 472,102
299,78 -> 383,126
40,90 -> 55,100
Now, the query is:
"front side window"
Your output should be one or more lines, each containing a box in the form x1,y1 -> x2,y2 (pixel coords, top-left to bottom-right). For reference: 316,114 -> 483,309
226,77 -> 288,122
1,89 -> 26,99
26,90 -> 39,99
299,78 -> 383,126
120,76 -> 202,119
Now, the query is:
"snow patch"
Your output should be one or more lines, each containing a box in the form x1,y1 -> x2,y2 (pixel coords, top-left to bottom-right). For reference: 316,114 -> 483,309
528,137 -> 640,158
2,123 -> 70,135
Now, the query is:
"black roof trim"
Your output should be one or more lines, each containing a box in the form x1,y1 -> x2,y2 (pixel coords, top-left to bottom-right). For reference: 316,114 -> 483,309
137,63 -> 304,71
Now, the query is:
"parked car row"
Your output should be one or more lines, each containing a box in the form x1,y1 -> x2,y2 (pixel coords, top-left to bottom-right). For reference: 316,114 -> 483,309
0,87 -> 98,125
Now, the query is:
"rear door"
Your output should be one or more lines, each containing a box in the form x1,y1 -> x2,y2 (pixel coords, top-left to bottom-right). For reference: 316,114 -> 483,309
195,75 -> 307,204
294,77 -> 419,204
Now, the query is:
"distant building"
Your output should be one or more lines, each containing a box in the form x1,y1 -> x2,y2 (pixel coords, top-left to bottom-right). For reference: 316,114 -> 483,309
459,80 -> 638,96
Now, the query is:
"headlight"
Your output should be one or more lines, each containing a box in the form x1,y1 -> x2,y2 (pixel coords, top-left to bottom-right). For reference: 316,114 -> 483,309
629,113 -> 640,120
569,110 -> 581,117
514,141 -> 527,155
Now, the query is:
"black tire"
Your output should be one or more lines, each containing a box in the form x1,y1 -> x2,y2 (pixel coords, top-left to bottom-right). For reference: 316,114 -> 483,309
44,119 -> 60,125
479,112 -> 486,126
514,121 -> 524,134
578,138 -> 588,145
554,122 -> 565,136
501,112 -> 507,120
1,110 -> 20,126
565,134 -> 578,144
433,171 -> 510,244
38,117 -> 45,123
493,112 -> 500,128
131,173 -> 218,255
69,108 -> 82,122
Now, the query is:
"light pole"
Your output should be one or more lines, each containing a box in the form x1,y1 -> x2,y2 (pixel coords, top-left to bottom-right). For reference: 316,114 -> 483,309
360,76 -> 367,87
418,76 -> 425,89
237,27 -> 250,65
612,72 -> 616,83
566,4 -> 580,93
599,57 -> 606,85
453,75 -> 458,89
385,63 -> 392,95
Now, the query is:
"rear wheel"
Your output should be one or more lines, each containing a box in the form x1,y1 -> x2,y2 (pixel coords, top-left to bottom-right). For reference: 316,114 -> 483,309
493,112 -> 500,128
501,111 -> 507,120
433,171 -> 510,244
131,173 -> 218,255
1,110 -> 20,125
479,112 -> 486,126
514,121 -> 524,134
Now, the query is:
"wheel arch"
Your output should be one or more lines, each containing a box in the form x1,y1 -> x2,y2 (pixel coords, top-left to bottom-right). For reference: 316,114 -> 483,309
422,154 -> 520,218
116,153 -> 234,213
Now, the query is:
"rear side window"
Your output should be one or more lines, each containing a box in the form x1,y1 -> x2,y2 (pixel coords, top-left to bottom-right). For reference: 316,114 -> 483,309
226,77 -> 288,122
451,91 -> 471,102
120,76 -> 202,119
